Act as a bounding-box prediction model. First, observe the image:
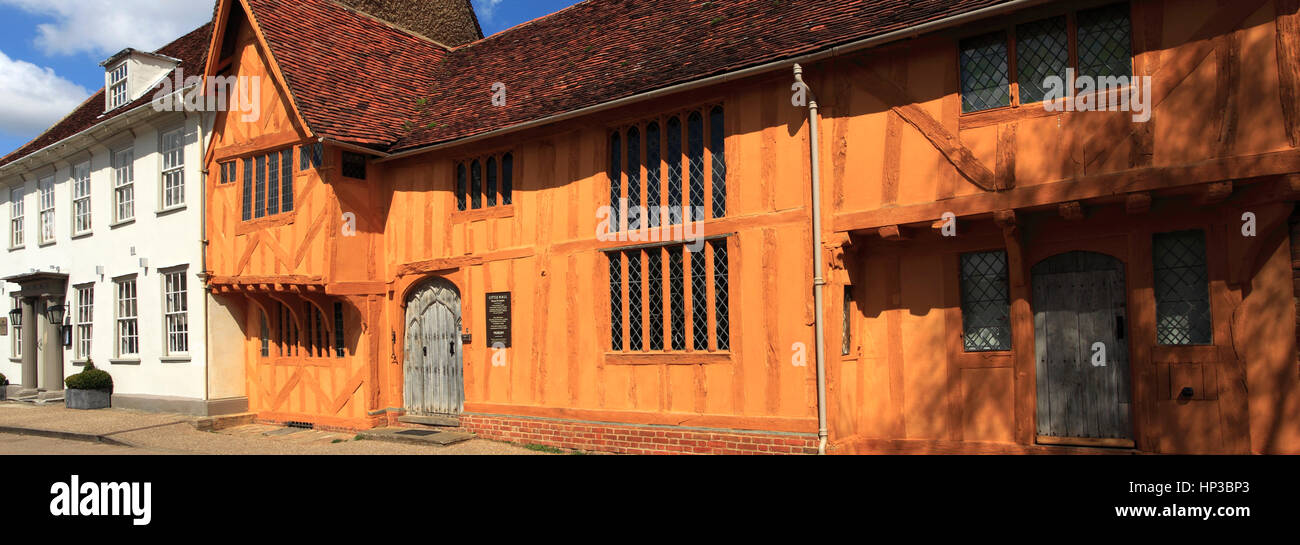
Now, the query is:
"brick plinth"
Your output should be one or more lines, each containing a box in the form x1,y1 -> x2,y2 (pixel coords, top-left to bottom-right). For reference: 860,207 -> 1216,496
459,413 -> 819,455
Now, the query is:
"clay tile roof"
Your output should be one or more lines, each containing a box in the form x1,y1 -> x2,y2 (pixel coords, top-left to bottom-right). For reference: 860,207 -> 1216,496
0,23 -> 214,169
244,0 -> 453,147
389,0 -> 1016,153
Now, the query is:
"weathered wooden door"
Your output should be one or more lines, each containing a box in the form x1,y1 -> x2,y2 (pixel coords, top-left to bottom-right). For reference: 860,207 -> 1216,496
1032,252 -> 1133,446
403,279 -> 464,416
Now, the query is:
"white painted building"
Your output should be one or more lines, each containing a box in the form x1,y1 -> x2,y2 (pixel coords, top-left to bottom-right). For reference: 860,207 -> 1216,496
0,24 -> 247,415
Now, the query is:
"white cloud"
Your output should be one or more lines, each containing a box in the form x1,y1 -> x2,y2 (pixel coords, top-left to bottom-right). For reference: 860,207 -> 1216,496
0,0 -> 215,57
473,0 -> 504,23
0,49 -> 90,138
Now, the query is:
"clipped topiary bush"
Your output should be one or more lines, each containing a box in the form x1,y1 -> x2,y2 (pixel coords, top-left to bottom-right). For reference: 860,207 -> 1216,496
0,372 -> 7,386
65,362 -> 113,392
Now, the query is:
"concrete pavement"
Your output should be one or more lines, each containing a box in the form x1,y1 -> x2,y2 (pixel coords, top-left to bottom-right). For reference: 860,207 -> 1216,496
0,402 -> 546,455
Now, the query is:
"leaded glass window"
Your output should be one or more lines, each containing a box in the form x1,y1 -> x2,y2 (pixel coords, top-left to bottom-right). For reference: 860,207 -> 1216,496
712,239 -> 730,351
486,157 -> 498,207
609,131 -> 621,229
1154,230 -> 1212,345
626,127 -> 641,230
470,160 -> 482,210
456,163 -> 467,211
1016,16 -> 1069,104
687,112 -> 705,223
1077,3 -> 1133,80
608,241 -> 730,354
960,32 -> 1010,113
666,117 -> 682,226
960,251 -> 1012,351
502,153 -> 514,205
646,122 -> 661,228
710,106 -> 726,219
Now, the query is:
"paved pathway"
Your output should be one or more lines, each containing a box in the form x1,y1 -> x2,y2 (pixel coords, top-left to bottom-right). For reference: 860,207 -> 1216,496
0,402 -> 545,455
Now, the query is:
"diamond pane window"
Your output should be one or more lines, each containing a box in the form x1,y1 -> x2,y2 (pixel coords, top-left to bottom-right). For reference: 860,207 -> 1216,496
626,127 -> 641,230
609,252 -> 623,351
267,150 -> 280,216
646,122 -> 661,229
666,117 -> 682,226
670,248 -> 686,350
486,157 -> 498,207
1078,3 -> 1133,80
1016,16 -> 1069,104
470,160 -> 482,210
502,153 -> 514,205
456,163 -> 467,211
960,251 -> 1012,352
960,32 -> 1010,113
1154,230 -> 1212,345
709,107 -> 726,219
648,248 -> 664,351
609,132 -> 621,230
628,250 -> 643,351
241,158 -> 253,221
842,285 -> 854,356
690,245 -> 708,350
712,239 -> 730,351
281,149 -> 294,212
687,112 -> 705,223
254,155 -> 266,219
341,152 -> 367,180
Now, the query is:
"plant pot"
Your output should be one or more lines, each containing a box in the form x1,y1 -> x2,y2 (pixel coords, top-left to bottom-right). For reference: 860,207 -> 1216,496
66,388 -> 111,410
0,387 -> 7,401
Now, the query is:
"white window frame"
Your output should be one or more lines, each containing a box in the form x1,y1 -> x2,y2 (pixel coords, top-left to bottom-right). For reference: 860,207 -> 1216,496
161,268 -> 189,356
114,276 -> 139,359
113,148 -> 135,223
75,285 -> 94,361
9,186 -> 23,248
159,127 -> 185,210
38,176 -> 55,244
108,61 -> 129,110
72,162 -> 92,235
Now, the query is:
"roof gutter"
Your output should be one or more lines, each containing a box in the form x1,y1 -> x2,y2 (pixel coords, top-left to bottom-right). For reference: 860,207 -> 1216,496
377,0 -> 1050,163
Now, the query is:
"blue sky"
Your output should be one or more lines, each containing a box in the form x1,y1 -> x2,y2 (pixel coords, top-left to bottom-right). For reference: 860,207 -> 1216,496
0,0 -> 582,157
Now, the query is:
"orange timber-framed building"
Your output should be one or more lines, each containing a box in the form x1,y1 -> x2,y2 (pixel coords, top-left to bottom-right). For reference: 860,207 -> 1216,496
200,0 -> 1300,454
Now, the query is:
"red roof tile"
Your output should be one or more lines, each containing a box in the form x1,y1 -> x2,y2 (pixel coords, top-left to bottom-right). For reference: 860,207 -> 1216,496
244,0 -> 451,147
390,0 -> 1017,152
0,23 -> 213,168
238,0 -> 1014,153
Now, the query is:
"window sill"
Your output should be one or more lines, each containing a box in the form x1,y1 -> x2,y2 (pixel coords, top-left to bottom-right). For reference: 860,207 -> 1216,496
604,352 -> 731,365
8,357 -> 21,363
7,245 -> 24,252
109,358 -> 141,365
37,240 -> 55,248
156,205 -> 187,217
160,355 -> 192,363
109,218 -> 136,229
450,205 -> 515,223
71,231 -> 93,240
72,359 -> 91,366
960,85 -> 1141,130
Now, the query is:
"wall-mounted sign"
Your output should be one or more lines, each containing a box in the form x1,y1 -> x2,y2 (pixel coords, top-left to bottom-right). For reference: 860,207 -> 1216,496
0,317 -> 7,335
485,292 -> 512,348
63,325 -> 72,348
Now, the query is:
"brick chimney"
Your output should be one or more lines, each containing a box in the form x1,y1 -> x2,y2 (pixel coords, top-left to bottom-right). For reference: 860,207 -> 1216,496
332,0 -> 484,47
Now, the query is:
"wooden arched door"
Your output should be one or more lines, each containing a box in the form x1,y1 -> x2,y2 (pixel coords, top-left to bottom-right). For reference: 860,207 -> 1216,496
1032,251 -> 1133,447
403,278 -> 464,416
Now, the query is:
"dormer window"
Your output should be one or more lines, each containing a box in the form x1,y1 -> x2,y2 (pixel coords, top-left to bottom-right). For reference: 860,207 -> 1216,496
108,62 -> 129,110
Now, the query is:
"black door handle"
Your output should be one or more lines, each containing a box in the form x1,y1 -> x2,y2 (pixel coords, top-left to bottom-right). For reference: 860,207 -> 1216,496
449,341 -> 455,356
1116,316 -> 1125,341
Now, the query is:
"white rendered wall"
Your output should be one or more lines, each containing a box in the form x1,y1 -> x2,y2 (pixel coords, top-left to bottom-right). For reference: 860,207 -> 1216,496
2,111 -> 212,400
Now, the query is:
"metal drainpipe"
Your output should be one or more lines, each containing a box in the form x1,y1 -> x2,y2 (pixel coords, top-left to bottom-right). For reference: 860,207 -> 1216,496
794,64 -> 829,455
194,109 -> 211,406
